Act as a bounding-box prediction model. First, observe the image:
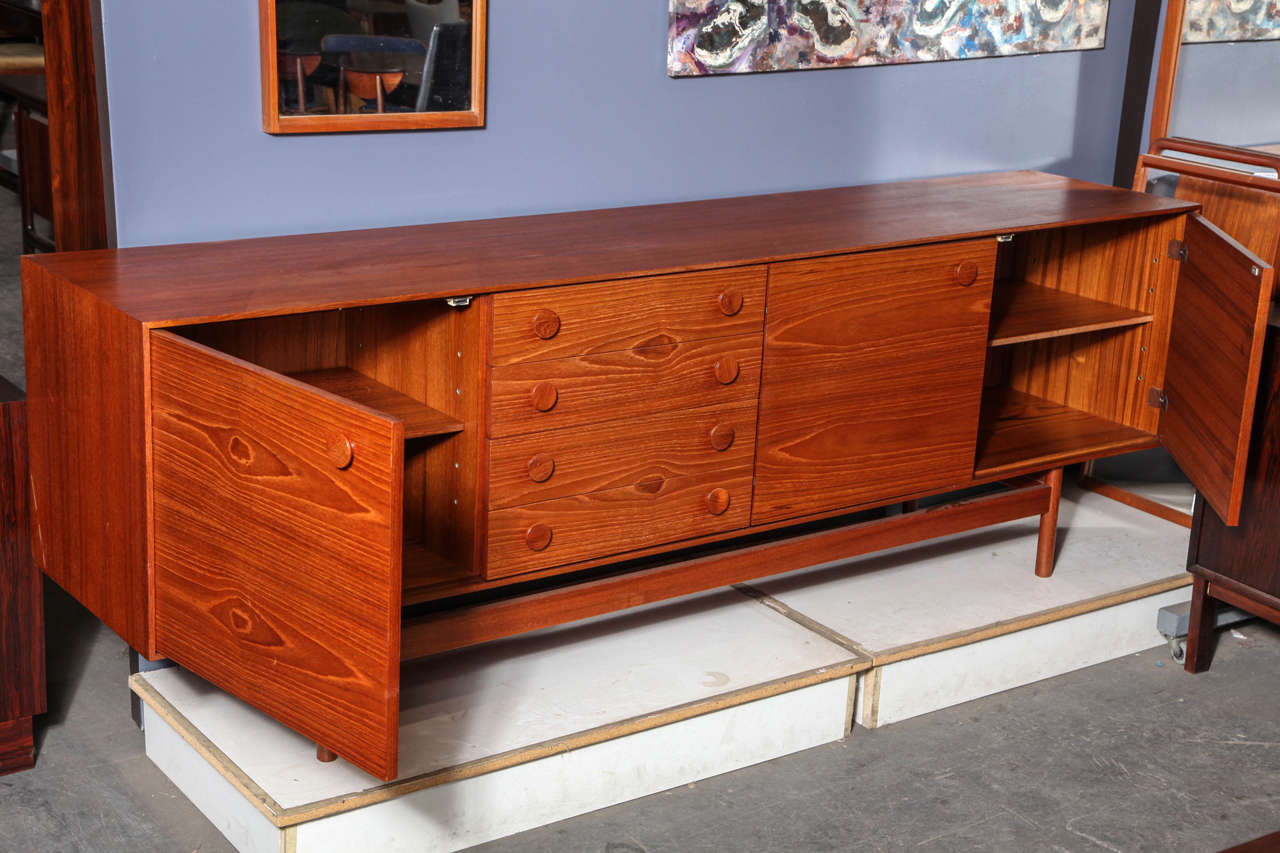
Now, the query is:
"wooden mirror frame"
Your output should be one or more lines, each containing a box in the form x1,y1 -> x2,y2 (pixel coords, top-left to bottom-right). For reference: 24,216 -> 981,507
258,0 -> 486,134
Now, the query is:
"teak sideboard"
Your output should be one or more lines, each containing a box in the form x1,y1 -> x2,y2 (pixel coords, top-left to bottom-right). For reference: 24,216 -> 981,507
22,171 -> 1275,780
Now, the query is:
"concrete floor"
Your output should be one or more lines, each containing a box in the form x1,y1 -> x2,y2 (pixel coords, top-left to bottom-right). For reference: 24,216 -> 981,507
2,194 -> 1277,852
1,579 -> 1276,853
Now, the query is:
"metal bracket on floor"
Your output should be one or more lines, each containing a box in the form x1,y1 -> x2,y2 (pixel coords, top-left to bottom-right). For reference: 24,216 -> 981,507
1157,600 -> 1252,664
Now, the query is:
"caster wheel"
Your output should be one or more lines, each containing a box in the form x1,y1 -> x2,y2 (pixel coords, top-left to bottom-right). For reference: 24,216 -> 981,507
1168,636 -> 1186,664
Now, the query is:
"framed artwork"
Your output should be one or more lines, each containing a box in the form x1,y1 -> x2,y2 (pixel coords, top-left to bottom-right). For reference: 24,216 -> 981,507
668,0 -> 1108,77
260,0 -> 486,134
1182,0 -> 1280,43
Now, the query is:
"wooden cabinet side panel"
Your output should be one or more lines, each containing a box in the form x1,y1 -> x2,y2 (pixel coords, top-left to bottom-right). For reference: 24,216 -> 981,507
150,331 -> 403,780
21,260 -> 152,653
1193,326 -> 1280,597
754,240 -> 995,523
0,385 -> 45,721
1174,175 -> 1280,269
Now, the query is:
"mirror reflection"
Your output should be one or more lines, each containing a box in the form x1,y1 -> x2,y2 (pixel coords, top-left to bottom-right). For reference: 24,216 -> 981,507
1169,0 -> 1280,153
275,0 -> 472,116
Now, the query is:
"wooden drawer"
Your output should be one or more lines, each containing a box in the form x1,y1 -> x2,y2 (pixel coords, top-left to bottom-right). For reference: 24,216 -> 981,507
488,402 -> 757,509
490,266 -> 766,365
489,334 -> 761,438
485,469 -> 753,579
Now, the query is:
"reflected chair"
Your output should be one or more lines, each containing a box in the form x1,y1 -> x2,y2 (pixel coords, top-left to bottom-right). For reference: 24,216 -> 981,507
320,34 -> 428,114
415,21 -> 472,112
276,2 -> 358,113
406,0 -> 461,43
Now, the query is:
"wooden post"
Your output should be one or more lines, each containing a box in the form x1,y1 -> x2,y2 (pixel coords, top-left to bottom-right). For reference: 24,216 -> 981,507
1184,575 -> 1217,673
1035,467 -> 1064,578
316,744 -> 338,763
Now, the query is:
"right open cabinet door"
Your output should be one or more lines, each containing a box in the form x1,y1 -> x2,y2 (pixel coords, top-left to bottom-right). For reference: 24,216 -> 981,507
1161,214 -> 1275,526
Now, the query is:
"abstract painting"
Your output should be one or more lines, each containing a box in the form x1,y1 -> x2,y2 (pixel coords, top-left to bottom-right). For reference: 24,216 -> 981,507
1182,0 -> 1280,43
668,0 -> 1109,76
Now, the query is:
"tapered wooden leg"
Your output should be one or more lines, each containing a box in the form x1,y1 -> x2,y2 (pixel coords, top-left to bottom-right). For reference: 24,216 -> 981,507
375,75 -> 385,113
316,744 -> 338,763
1035,467 -> 1064,578
1184,575 -> 1218,673
338,70 -> 347,114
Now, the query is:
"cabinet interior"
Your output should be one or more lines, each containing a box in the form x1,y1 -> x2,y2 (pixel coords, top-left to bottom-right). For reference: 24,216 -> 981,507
170,301 -> 486,603
975,217 -> 1180,478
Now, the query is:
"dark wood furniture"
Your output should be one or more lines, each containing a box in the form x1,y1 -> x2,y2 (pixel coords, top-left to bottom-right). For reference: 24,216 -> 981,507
0,75 -> 52,252
0,377 -> 44,775
22,171 -> 1275,780
1184,309 -> 1280,672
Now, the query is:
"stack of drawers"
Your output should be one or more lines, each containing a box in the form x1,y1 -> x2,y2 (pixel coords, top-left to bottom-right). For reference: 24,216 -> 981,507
485,267 -> 767,579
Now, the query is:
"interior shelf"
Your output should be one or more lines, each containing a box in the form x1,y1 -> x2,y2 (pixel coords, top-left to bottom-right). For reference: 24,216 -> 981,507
401,541 -> 462,607
988,281 -> 1154,347
290,368 -> 464,439
974,387 -> 1157,478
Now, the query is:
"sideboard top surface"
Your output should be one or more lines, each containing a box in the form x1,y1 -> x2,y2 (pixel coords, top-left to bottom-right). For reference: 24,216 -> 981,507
25,170 -> 1197,328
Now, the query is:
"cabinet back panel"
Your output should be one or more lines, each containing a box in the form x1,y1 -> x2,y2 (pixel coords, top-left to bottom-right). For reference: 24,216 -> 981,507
175,310 -> 348,375
1009,216 -> 1183,432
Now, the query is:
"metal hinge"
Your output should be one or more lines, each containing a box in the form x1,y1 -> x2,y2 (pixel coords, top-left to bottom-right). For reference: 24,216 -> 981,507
444,296 -> 473,309
1168,240 -> 1187,262
996,234 -> 1015,243
1147,386 -> 1168,410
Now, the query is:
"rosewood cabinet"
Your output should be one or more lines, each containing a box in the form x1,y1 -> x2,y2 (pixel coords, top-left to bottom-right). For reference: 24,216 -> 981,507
22,171 -> 1275,780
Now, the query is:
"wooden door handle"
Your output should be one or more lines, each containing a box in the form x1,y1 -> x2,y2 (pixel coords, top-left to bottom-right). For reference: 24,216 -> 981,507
713,356 -> 740,385
717,289 -> 744,316
527,453 -> 556,483
531,309 -> 561,340
708,423 -> 736,451
705,488 -> 731,516
954,261 -> 979,287
525,523 -> 553,552
325,435 -> 353,469
530,381 -> 559,412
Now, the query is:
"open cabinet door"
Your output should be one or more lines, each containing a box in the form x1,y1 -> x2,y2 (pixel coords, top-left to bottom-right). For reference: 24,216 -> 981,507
150,331 -> 404,780
1161,215 -> 1275,526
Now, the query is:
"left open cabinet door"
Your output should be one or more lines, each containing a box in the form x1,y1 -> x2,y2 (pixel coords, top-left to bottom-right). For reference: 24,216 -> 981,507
1160,214 -> 1275,527
149,331 -> 404,780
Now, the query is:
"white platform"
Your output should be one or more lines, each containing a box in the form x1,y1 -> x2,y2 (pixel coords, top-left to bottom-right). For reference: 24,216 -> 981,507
133,485 -> 1193,853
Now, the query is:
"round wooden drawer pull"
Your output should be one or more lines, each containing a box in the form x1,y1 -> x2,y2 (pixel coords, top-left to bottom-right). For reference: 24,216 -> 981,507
325,435 -> 354,470
717,289 -> 744,317
530,381 -> 559,412
713,356 -> 740,385
954,261 -> 979,287
527,453 -> 556,483
531,309 -> 561,340
708,423 -> 736,451
705,488 -> 731,516
525,523 -> 553,552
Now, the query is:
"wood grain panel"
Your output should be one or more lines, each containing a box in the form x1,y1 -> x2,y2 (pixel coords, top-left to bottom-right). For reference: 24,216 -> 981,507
1174,174 -> 1280,267
406,481 -> 1050,659
25,172 -> 1196,328
489,335 -> 761,438
974,388 -> 1157,479
1192,325 -> 1280,595
753,239 -> 995,524
150,331 -> 403,781
486,469 -> 753,580
490,266 -> 766,364
1161,215 -> 1275,526
0,383 -> 44,727
488,402 -> 756,508
177,311 -> 348,375
1007,216 -> 1183,433
988,281 -> 1153,346
42,0 -> 109,250
21,260 -> 152,653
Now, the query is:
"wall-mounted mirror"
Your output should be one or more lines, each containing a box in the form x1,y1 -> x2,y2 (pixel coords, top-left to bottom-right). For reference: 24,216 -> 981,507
1148,0 -> 1280,160
259,0 -> 486,134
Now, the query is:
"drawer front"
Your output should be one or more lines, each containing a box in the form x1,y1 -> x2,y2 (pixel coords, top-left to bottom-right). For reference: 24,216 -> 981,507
490,266 -> 766,365
488,402 -> 757,508
485,470 -> 753,579
489,334 -> 762,438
